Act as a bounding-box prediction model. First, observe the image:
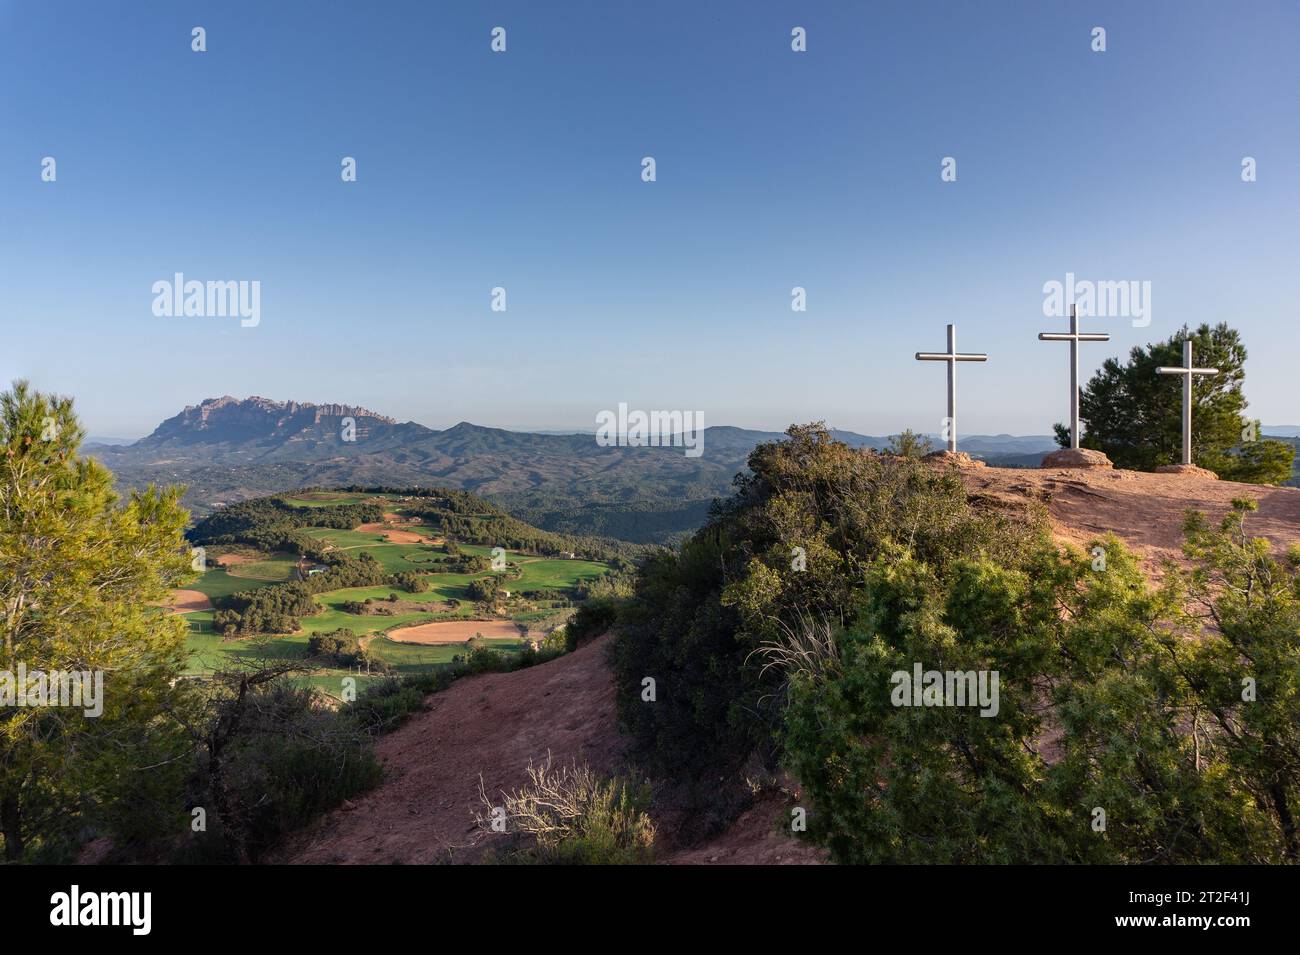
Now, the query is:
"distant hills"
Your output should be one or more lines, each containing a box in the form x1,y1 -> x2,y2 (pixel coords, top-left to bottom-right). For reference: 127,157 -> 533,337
90,395 -> 1062,542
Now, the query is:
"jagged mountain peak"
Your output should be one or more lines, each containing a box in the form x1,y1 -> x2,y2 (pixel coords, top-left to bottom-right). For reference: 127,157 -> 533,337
135,395 -> 404,450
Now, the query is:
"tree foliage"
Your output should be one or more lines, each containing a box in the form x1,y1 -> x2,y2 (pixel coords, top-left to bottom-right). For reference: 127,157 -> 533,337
0,381 -> 193,860
616,423 -> 1300,862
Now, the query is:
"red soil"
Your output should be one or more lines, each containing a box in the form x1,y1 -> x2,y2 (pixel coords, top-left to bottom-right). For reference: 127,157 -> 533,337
277,634 -> 820,865
386,619 -> 524,644
163,589 -> 212,614
959,465 -> 1300,565
355,522 -> 435,545
278,635 -> 625,864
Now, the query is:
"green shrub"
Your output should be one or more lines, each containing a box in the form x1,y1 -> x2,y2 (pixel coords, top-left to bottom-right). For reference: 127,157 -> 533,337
613,423 -> 1027,783
564,598 -> 621,651
306,628 -> 379,669
393,571 -> 428,593
180,681 -> 381,862
614,422 -> 1300,863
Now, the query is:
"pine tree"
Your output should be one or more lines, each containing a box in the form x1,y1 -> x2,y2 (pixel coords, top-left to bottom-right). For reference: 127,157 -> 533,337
0,381 -> 192,859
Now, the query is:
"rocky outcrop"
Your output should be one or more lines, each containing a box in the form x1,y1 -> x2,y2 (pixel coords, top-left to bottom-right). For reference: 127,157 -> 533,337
922,450 -> 987,469
1040,448 -> 1114,469
137,396 -> 397,447
1155,463 -> 1219,480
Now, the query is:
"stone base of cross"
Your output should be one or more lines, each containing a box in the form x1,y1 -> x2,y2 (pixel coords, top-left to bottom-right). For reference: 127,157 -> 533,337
1040,447 -> 1114,470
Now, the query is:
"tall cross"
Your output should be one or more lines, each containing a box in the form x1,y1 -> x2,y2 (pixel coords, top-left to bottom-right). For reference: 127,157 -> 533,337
1156,339 -> 1219,466
915,323 -> 988,453
1038,305 -> 1110,449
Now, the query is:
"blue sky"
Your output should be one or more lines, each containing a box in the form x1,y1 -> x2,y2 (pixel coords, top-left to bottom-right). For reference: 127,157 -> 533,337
1,0 -> 1296,438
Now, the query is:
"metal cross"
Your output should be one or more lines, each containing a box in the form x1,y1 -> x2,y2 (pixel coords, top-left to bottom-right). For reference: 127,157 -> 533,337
1156,339 -> 1219,466
1038,305 -> 1110,450
915,323 -> 988,453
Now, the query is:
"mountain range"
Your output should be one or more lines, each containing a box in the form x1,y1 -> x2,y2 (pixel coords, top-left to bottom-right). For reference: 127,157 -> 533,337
90,395 -> 1061,542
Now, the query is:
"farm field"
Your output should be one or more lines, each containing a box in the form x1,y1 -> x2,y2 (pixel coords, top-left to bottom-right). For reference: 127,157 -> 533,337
188,548 -> 300,599
281,492 -> 392,508
175,490 -> 615,694
228,557 -> 297,580
387,619 -> 524,644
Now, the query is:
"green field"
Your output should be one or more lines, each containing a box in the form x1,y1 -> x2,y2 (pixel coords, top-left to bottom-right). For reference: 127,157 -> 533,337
229,557 -> 297,581
188,551 -> 299,599
281,492 -> 389,507
294,586 -> 470,635
189,568 -> 279,600
179,516 -> 610,692
368,636 -> 525,672
301,526 -> 389,547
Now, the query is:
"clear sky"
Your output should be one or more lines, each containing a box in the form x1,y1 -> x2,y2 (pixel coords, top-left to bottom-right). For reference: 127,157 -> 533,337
1,0 -> 1296,438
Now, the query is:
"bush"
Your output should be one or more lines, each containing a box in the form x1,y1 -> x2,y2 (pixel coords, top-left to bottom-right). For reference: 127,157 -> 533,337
180,679 -> 381,862
306,629 -> 376,669
343,679 -> 432,735
478,757 -> 655,864
467,577 -> 501,602
614,422 -> 1300,863
393,571 -> 428,593
612,423 -> 1027,784
563,599 -> 621,651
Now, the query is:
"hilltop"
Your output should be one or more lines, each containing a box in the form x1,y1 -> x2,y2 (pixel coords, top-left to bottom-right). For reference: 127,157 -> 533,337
278,463 -> 1299,865
963,464 -> 1300,566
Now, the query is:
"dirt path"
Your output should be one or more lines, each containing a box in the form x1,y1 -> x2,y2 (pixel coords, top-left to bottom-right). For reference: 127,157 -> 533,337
278,636 -> 625,864
276,635 -> 821,865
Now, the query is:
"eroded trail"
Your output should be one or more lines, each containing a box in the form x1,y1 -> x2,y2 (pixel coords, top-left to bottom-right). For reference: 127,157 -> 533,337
279,636 -> 625,864
277,634 -> 824,864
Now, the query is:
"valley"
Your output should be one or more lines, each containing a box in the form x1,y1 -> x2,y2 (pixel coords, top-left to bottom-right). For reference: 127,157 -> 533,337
175,489 -> 625,697
91,395 -> 1064,542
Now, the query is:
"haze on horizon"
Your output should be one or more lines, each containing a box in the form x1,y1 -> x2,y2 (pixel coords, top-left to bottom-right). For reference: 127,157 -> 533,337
2,0 -> 1297,439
